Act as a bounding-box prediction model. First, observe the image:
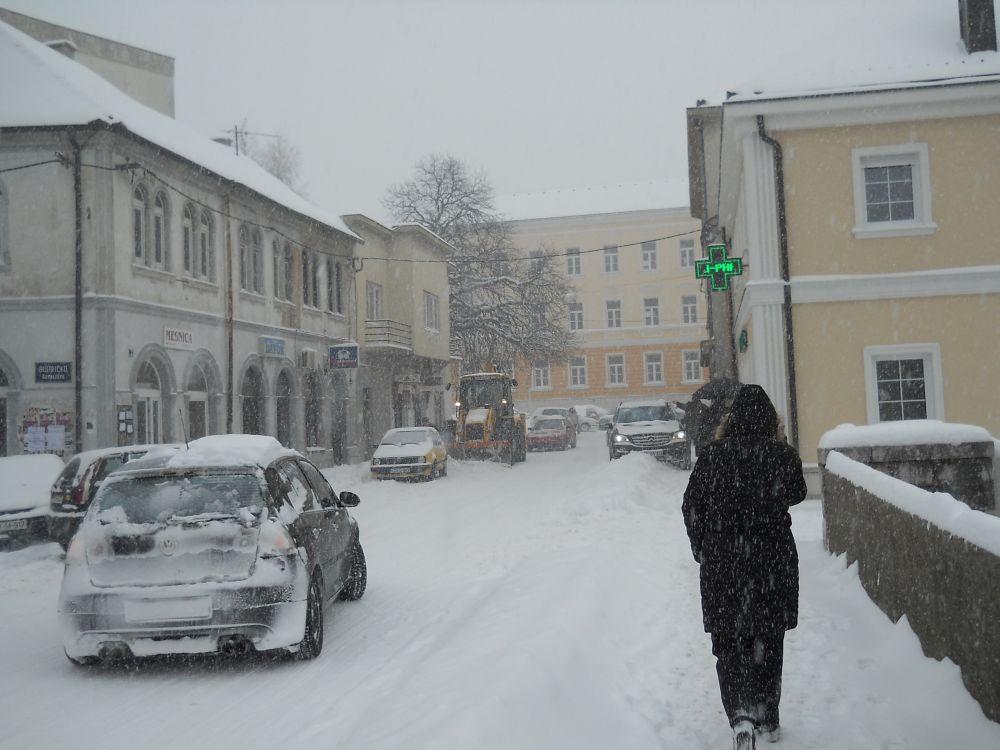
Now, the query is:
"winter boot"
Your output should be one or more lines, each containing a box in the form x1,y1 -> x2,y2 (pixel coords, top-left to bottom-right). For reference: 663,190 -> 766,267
759,725 -> 780,743
733,719 -> 756,750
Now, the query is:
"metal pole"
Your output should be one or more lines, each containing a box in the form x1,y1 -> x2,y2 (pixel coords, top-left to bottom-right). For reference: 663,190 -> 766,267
70,135 -> 83,450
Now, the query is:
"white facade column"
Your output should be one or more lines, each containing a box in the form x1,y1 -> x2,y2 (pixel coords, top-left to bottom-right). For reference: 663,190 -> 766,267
739,132 -> 790,424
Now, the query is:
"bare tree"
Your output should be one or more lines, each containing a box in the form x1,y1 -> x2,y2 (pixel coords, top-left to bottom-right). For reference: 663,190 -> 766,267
235,120 -> 304,194
384,154 -> 575,371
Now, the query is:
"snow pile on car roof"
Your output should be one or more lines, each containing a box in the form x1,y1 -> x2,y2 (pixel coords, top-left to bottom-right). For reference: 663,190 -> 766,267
148,435 -> 297,469
819,420 -> 993,449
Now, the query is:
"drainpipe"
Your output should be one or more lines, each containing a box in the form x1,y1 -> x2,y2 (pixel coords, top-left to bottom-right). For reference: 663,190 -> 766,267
69,135 -> 84,450
223,194 -> 234,433
756,115 -> 799,450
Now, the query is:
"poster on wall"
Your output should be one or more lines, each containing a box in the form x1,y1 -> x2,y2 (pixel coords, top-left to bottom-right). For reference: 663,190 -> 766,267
18,407 -> 73,456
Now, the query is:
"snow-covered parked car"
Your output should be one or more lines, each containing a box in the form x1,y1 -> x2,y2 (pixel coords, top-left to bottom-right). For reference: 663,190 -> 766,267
573,404 -> 608,432
370,427 -> 448,480
0,454 -> 65,545
530,407 -> 580,438
607,400 -> 690,468
48,444 -> 173,550
526,416 -> 574,451
59,435 -> 366,665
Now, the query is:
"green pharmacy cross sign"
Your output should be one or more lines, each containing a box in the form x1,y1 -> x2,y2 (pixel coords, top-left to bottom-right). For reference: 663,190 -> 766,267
695,244 -> 744,292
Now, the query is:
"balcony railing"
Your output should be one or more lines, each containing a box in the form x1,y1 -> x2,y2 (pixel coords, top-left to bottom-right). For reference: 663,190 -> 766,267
365,319 -> 412,350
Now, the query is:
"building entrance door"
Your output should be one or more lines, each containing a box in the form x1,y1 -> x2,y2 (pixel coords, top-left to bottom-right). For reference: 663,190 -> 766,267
135,392 -> 161,444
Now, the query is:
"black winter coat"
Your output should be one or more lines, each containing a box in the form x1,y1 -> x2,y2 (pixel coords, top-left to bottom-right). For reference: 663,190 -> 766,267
681,386 -> 807,636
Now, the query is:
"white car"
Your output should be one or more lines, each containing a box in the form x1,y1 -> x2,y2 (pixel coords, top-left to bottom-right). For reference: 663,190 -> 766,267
0,454 -> 65,545
574,404 -> 609,432
370,427 -> 448,480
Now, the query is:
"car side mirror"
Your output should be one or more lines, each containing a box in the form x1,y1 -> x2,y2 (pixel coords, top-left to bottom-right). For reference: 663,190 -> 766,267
338,491 -> 360,508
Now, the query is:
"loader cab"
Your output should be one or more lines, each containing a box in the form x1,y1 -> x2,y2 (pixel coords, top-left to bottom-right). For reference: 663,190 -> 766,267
459,375 -> 514,416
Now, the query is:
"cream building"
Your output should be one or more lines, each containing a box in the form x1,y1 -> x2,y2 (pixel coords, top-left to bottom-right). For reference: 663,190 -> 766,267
497,181 -> 707,413
342,216 -> 452,456
686,0 -> 1000,492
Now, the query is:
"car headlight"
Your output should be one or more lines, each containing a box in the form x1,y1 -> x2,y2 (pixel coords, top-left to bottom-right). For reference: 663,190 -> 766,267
614,434 -> 629,443
371,458 -> 382,466
674,431 -> 686,440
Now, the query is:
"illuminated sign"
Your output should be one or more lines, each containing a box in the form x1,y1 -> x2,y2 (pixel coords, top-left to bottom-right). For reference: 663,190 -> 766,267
695,244 -> 744,291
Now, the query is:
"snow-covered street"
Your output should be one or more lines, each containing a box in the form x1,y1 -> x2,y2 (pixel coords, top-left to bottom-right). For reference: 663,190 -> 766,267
1,432 -> 997,749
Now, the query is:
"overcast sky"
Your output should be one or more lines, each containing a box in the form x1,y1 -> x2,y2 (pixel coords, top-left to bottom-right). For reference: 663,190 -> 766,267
4,0 -> 926,221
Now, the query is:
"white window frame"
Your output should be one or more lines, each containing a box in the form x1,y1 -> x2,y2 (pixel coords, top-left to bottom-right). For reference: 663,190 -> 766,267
851,143 -> 936,239
366,281 -> 383,320
644,352 -> 664,385
643,297 -> 660,327
679,238 -> 695,269
152,191 -> 168,269
681,295 -> 698,324
423,290 -> 440,331
566,248 -> 581,276
682,350 -> 703,383
606,300 -> 622,329
641,241 -> 658,271
568,302 -> 583,331
569,356 -> 587,388
603,246 -> 619,274
863,343 -> 943,424
606,353 -> 626,387
531,361 -> 551,390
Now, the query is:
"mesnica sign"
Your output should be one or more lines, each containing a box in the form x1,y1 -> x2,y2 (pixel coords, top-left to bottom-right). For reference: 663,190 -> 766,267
695,244 -> 744,292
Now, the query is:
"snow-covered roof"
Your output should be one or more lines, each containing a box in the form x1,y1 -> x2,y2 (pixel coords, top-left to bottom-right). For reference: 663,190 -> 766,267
0,20 -> 358,240
495,178 -> 691,222
618,399 -> 669,408
725,1 -> 1000,103
819,420 -> 994,450
0,454 -> 65,513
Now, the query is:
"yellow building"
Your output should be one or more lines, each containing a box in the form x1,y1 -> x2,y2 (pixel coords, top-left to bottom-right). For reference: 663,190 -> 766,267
686,0 -> 1000,493
497,181 -> 707,413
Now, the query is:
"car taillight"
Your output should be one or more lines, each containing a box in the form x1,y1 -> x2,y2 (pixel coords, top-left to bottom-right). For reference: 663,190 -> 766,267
71,484 -> 86,506
258,522 -> 295,558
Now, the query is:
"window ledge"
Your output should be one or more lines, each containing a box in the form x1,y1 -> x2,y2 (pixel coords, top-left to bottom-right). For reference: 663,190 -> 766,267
327,310 -> 347,320
682,378 -> 705,384
239,290 -> 267,303
424,327 -> 440,335
179,275 -> 218,291
274,298 -> 295,308
607,383 -> 628,388
132,263 -> 175,281
852,222 -> 937,240
530,386 -> 552,392
644,381 -> 665,386
568,384 -> 588,390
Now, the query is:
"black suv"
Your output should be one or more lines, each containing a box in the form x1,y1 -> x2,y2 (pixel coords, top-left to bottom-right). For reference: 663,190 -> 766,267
607,400 -> 690,468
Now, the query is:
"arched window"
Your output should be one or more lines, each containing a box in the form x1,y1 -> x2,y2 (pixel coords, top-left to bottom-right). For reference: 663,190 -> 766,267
241,367 -> 265,435
251,228 -> 263,293
135,361 -> 162,444
272,239 -> 282,299
283,243 -> 294,301
238,224 -> 250,291
275,370 -> 292,446
187,363 -> 208,439
301,250 -> 311,306
182,204 -> 195,274
153,191 -> 169,268
198,211 -> 213,280
0,180 -> 9,269
132,185 -> 148,262
0,365 -> 9,456
304,371 -> 321,446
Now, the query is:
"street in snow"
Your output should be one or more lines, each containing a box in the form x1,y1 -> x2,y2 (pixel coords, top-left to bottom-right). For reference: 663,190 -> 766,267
0,432 -> 996,750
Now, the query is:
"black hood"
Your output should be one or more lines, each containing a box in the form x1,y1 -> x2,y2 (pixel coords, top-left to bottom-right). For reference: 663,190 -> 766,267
725,384 -> 778,441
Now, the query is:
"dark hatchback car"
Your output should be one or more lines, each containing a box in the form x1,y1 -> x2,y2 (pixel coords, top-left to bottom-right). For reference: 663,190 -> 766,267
48,445 -> 166,549
59,435 -> 366,665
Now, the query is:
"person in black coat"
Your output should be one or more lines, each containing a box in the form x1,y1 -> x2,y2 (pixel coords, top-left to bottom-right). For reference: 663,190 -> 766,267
682,384 -> 807,747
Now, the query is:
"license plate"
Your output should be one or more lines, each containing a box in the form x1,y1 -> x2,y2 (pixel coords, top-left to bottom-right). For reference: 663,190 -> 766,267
124,596 -> 213,623
389,467 -> 410,474
0,519 -> 28,532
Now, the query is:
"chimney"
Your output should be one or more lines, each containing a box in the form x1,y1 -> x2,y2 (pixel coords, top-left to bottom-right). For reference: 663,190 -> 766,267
44,38 -> 78,59
959,0 -> 998,53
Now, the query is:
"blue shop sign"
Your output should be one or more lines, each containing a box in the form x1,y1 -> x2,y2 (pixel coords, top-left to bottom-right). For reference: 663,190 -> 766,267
259,336 -> 286,357
329,344 -> 359,369
35,361 -> 72,383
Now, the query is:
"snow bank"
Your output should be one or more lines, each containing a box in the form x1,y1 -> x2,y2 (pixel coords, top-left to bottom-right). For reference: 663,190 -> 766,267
819,420 -> 993,449
825,450 -> 1000,557
0,454 -> 64,513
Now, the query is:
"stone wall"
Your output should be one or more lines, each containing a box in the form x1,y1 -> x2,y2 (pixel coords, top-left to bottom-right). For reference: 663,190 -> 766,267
818,440 -> 995,511
821,467 -> 1000,723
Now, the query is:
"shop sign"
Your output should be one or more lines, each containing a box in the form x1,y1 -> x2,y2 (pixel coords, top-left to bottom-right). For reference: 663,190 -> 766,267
35,362 -> 71,383
163,326 -> 195,350
259,336 -> 286,357
329,343 -> 359,369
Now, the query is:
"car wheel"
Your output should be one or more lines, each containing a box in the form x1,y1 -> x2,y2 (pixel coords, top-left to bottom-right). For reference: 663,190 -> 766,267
296,575 -> 324,660
580,422 -> 591,432
339,538 -> 367,601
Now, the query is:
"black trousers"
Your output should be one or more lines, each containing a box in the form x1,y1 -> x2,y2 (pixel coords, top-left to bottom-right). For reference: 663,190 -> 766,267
711,631 -> 785,728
